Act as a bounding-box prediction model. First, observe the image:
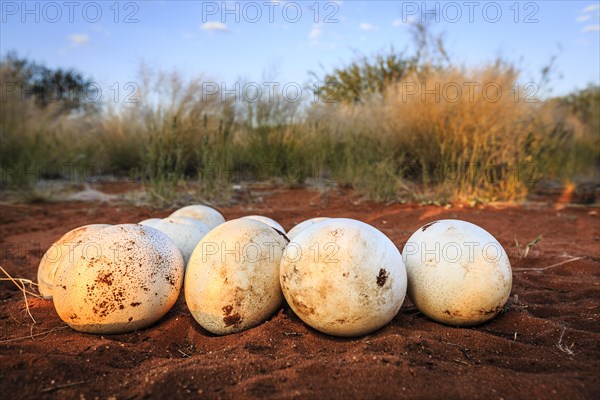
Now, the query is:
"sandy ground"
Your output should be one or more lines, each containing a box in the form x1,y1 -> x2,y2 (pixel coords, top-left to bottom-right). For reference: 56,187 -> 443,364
1,186 -> 599,399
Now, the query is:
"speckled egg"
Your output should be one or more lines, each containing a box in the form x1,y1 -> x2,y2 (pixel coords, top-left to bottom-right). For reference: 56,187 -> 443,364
402,219 -> 512,326
280,218 -> 407,337
37,224 -> 111,299
152,216 -> 211,264
52,224 -> 184,334
170,205 -> 225,229
185,218 -> 288,335
242,215 -> 286,234
286,217 -> 329,240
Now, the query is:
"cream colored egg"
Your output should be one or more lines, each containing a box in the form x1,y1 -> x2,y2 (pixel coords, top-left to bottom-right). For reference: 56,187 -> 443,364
242,215 -> 286,234
139,218 -> 161,228
170,205 -> 225,229
185,218 -> 288,335
37,224 -> 110,299
153,216 -> 211,264
280,218 -> 407,337
286,217 -> 329,240
402,219 -> 512,326
53,224 -> 184,334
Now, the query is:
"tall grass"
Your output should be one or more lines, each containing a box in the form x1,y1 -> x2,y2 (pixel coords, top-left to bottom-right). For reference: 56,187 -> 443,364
299,64 -> 597,202
0,65 -> 99,190
383,66 -> 541,201
2,59 -> 597,204
97,68 -> 237,204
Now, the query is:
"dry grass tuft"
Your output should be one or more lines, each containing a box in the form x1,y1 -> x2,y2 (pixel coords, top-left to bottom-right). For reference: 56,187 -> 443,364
0,265 -> 42,325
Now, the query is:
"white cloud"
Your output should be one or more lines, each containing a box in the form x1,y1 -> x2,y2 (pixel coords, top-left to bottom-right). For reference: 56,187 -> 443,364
68,33 -> 90,47
201,21 -> 228,32
308,24 -> 323,40
582,4 -> 600,13
582,24 -> 600,32
392,16 -> 415,26
308,23 -> 341,49
359,22 -> 376,31
576,4 -> 600,25
577,14 -> 591,22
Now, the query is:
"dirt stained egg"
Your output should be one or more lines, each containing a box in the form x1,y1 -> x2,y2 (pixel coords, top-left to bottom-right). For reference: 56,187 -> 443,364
52,224 -> 184,334
241,215 -> 286,234
185,218 -> 288,335
170,205 -> 225,229
152,216 -> 211,264
37,224 -> 111,299
402,219 -> 512,326
280,218 -> 407,337
286,217 -> 329,240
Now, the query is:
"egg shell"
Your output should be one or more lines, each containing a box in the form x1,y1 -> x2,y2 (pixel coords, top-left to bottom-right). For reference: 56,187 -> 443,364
402,219 -> 512,326
280,218 -> 407,337
37,224 -> 111,299
52,224 -> 184,334
139,218 -> 161,228
286,217 -> 329,240
185,218 -> 288,335
242,215 -> 286,234
170,205 -> 225,229
152,216 -> 211,264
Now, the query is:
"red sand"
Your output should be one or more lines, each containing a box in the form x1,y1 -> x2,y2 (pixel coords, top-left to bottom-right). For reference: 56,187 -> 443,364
1,187 -> 599,399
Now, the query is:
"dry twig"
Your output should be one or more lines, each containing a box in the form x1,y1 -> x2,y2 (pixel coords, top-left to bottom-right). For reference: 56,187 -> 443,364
0,265 -> 43,325
513,256 -> 585,272
556,326 -> 575,356
0,326 -> 68,344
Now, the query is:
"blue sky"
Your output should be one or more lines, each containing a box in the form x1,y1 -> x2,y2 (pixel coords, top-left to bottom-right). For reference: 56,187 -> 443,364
2,1 -> 599,97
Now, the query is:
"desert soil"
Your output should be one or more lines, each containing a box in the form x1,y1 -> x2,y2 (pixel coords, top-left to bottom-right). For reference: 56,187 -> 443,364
1,186 -> 599,399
